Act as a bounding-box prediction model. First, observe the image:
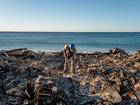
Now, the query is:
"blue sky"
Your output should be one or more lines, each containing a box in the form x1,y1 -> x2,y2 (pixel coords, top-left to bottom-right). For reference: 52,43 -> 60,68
0,0 -> 140,32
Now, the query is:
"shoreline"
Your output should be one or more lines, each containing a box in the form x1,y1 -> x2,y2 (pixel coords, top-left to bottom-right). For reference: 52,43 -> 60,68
0,47 -> 138,54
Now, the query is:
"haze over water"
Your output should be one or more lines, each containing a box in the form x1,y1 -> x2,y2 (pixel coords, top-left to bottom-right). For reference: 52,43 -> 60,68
0,32 -> 140,53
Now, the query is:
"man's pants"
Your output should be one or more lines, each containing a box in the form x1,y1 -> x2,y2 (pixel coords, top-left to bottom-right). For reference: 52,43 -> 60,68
64,56 -> 75,74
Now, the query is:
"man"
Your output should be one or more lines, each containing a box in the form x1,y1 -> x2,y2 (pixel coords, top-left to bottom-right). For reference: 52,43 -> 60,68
63,44 -> 76,74
63,45 -> 71,73
70,44 -> 76,74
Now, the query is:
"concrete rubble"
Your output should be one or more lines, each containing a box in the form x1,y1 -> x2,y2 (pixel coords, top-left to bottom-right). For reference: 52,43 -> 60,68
0,48 -> 140,105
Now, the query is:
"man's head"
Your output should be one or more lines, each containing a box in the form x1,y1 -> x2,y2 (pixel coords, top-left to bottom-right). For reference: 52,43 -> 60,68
64,44 -> 69,50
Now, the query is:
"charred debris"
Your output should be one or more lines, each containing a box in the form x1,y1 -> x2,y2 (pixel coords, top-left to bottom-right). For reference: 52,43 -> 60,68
0,48 -> 140,105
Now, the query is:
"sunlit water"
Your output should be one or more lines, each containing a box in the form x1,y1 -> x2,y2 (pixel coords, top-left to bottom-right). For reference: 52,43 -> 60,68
0,32 -> 140,53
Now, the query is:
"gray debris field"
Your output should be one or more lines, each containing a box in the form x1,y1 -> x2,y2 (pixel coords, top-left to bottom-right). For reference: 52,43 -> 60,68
0,48 -> 140,105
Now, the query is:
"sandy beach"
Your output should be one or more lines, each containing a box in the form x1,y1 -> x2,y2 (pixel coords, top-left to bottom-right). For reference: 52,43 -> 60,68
0,48 -> 140,105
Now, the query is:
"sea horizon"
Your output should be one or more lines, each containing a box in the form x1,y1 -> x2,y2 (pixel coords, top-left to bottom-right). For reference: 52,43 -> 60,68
0,31 -> 140,33
0,32 -> 140,53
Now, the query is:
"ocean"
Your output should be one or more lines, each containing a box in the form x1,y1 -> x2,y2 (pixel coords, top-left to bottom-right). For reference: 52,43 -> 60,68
0,32 -> 140,53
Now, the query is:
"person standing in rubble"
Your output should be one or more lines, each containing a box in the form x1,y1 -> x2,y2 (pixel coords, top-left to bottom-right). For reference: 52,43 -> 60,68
63,45 -> 71,73
70,44 -> 76,74
63,44 -> 76,74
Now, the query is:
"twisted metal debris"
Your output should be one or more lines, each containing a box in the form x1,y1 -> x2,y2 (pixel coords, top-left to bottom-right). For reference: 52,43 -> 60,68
0,48 -> 140,105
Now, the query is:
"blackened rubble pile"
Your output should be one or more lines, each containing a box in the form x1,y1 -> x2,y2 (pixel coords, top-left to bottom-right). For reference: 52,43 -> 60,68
0,48 -> 140,105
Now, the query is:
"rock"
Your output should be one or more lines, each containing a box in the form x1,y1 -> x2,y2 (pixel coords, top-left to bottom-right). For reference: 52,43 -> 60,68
134,82 -> 140,90
109,48 -> 128,55
55,77 -> 76,104
134,82 -> 140,100
99,91 -> 122,103
6,85 -> 25,105
119,100 -> 140,105
97,83 -> 122,104
89,78 -> 102,94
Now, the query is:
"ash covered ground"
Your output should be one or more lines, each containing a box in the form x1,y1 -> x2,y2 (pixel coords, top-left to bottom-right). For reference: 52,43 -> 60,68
0,48 -> 140,105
